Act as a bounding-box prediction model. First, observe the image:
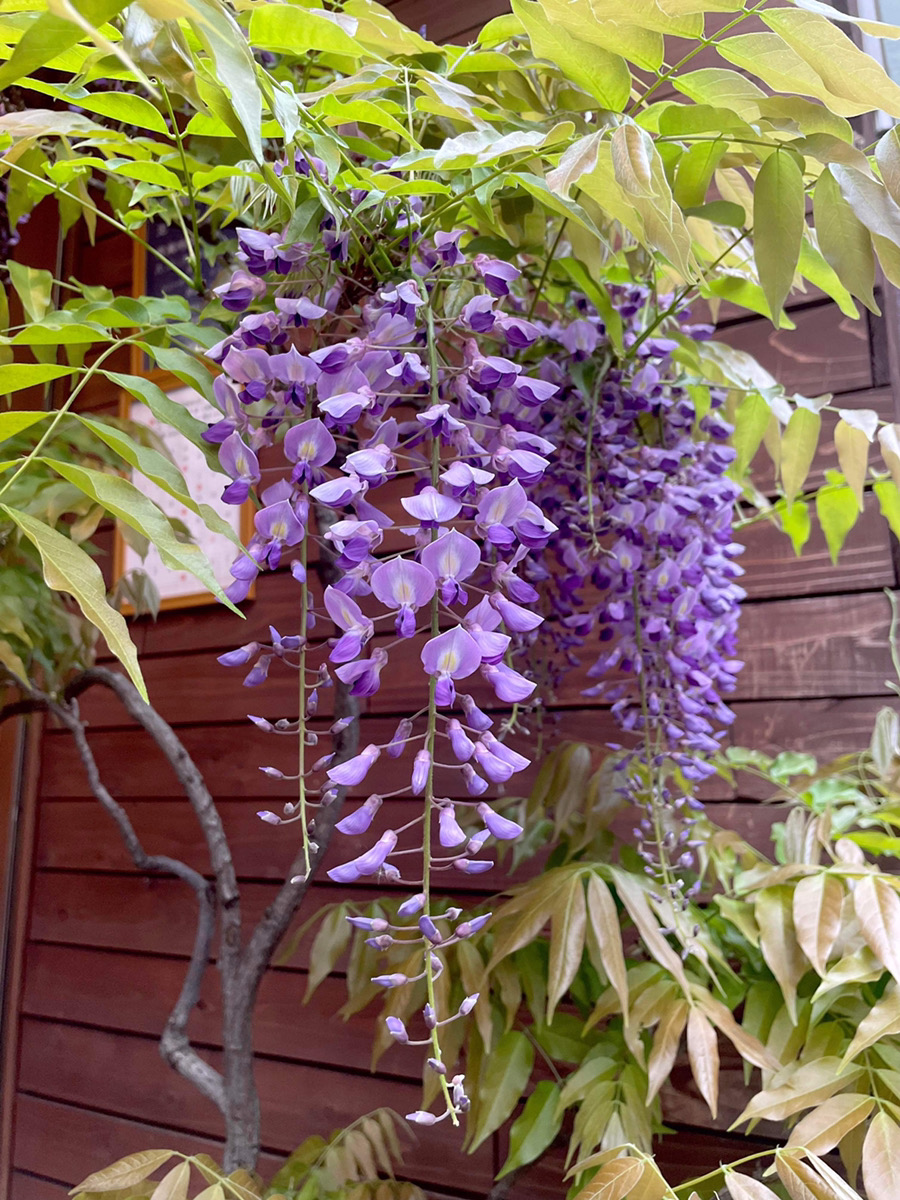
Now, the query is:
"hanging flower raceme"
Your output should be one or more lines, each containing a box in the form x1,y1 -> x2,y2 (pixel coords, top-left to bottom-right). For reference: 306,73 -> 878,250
206,159 -> 746,1127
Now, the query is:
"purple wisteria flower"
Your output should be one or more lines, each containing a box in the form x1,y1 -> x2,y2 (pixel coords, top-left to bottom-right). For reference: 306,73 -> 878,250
421,627 -> 482,706
371,559 -> 435,637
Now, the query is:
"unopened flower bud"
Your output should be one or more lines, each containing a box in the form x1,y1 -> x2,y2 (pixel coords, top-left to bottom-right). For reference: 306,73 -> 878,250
386,1016 -> 408,1043
260,766 -> 284,778
423,1003 -> 436,1029
312,754 -> 335,772
366,934 -> 394,950
306,689 -> 318,717
411,750 -> 430,795
419,915 -> 442,944
257,810 -> 281,825
346,916 -> 390,933
386,717 -> 414,758
248,715 -> 274,732
406,1110 -> 439,1125
427,1058 -> 447,1075
331,716 -> 353,733
398,893 -> 426,918
459,993 -> 480,1016
372,973 -> 408,988
456,914 -> 491,939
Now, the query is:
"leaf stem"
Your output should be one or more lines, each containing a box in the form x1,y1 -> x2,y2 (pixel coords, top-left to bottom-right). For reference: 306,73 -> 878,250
2,161 -> 196,288
0,329 -> 162,503
162,84 -> 205,294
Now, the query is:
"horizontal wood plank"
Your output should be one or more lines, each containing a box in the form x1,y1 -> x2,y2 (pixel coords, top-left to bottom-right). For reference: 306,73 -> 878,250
15,1019 -> 495,1192
19,944 -> 408,1078
715,303 -> 874,397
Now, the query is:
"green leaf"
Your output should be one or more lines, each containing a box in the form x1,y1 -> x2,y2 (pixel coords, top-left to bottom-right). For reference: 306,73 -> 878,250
673,67 -> 766,119
754,150 -> 805,320
731,390 -> 772,478
22,78 -> 167,134
816,482 -> 859,564
547,873 -> 586,1020
160,0 -> 263,162
497,1081 -> 562,1178
813,169 -> 877,313
0,0 -> 128,90
512,0 -> 631,111
610,122 -> 694,277
468,1030 -> 534,1152
40,458 -> 238,612
780,406 -> 821,507
876,480 -> 900,540
304,904 -> 351,1000
833,419 -> 869,510
75,417 -> 239,546
1,504 -> 145,700
105,371 -> 212,460
0,411 -> 50,446
674,140 -> 727,210
248,4 -> 362,57
7,261 -> 54,323
0,362 -> 76,395
138,346 -> 215,402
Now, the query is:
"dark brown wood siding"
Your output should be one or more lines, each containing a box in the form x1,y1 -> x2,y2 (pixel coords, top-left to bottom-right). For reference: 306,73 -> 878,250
6,9 -> 900,1195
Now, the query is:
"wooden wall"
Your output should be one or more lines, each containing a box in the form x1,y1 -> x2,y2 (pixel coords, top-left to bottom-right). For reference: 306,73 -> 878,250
6,9 -> 900,1199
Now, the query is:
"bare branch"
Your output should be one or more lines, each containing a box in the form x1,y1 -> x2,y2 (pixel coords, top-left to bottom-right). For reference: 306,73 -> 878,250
50,694 -> 226,1113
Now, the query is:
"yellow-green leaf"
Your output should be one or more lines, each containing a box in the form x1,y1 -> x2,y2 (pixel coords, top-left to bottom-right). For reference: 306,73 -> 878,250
512,0 -> 631,111
763,7 -> 900,118
787,1093 -> 875,1157
853,874 -> 900,985
150,1162 -> 190,1200
70,1150 -> 175,1194
863,1111 -> 900,1200
875,479 -> 900,540
833,420 -> 869,511
686,1007 -> 719,1118
792,873 -> 844,977
41,458 -> 238,613
754,150 -> 805,320
841,983 -> 900,1065
724,1172 -> 782,1200
781,496 -> 812,555
0,410 -> 50,446
755,885 -> 808,1022
815,483 -> 859,565
3,504 -> 145,701
0,362 -> 76,394
572,1157 -> 644,1200
781,407 -> 821,508
813,169 -> 877,313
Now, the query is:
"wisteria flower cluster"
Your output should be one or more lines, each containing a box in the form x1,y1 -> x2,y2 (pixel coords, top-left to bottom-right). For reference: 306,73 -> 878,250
520,296 -> 745,914
206,158 -> 744,1121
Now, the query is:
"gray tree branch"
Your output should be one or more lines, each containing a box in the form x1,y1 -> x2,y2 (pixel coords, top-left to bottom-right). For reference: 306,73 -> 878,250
48,693 -> 226,1113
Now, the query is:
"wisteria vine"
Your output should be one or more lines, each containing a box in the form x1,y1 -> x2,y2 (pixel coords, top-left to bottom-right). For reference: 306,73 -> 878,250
205,155 -> 744,1124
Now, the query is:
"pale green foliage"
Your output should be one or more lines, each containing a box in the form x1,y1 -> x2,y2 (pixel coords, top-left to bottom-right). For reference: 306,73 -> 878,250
69,1112 -> 423,1199
4,0 -> 900,687
305,720 -> 900,1196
